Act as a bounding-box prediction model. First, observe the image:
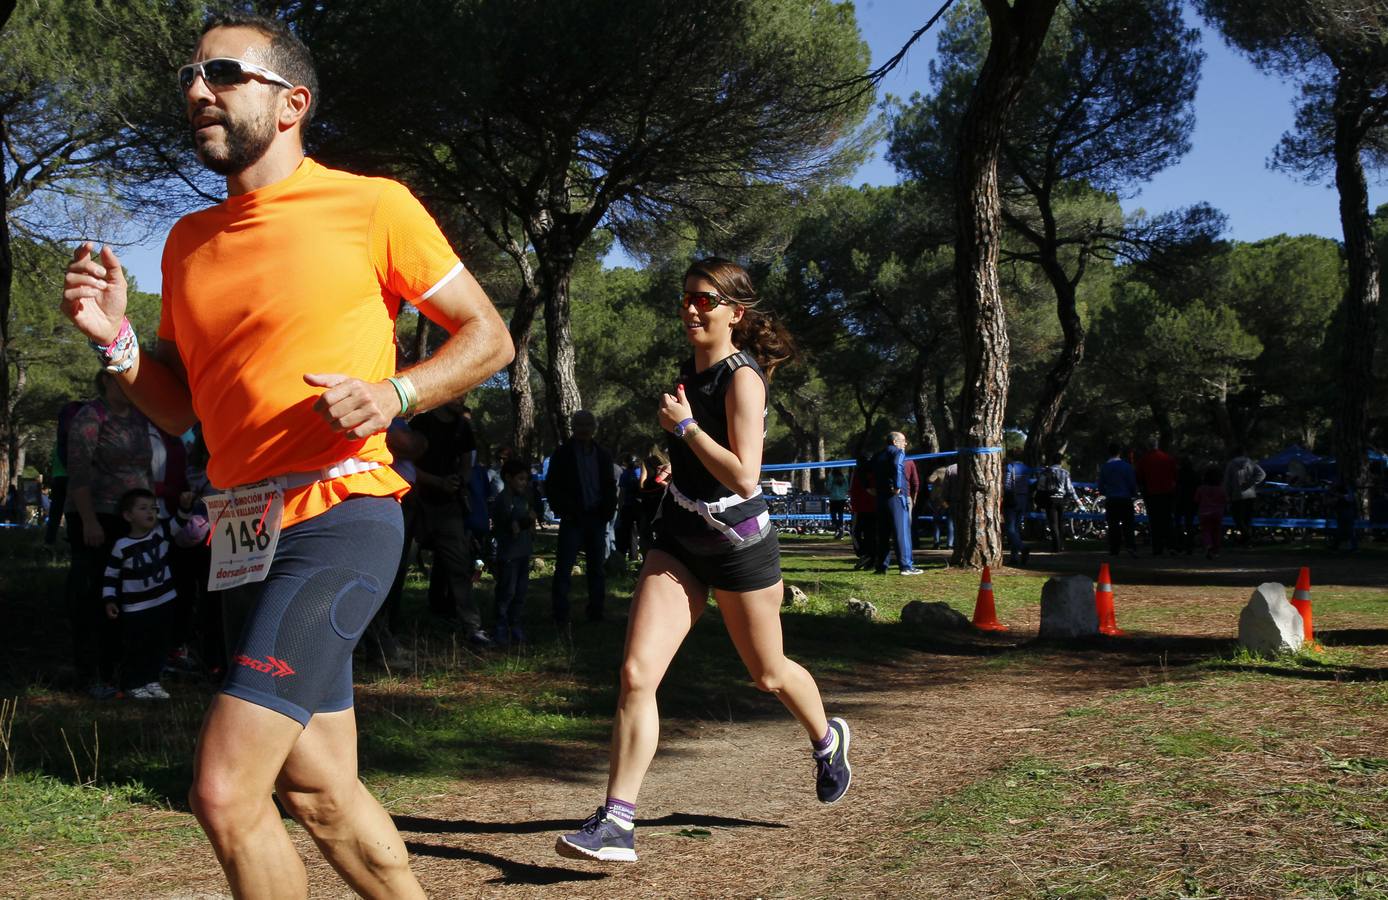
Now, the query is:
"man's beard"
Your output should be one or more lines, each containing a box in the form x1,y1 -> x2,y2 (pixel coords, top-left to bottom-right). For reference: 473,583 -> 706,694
194,107 -> 276,176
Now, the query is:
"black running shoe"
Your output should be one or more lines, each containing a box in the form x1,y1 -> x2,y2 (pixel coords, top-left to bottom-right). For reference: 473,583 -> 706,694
814,717 -> 853,804
555,806 -> 637,862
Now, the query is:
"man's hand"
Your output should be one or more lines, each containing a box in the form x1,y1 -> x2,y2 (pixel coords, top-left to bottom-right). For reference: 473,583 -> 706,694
304,374 -> 401,440
62,244 -> 129,345
105,602 -> 119,620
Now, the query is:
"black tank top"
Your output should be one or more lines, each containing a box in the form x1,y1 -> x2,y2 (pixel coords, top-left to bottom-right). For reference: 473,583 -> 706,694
661,351 -> 770,537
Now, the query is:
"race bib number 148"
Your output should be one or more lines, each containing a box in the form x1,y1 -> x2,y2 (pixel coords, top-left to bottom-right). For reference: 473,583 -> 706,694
204,482 -> 284,591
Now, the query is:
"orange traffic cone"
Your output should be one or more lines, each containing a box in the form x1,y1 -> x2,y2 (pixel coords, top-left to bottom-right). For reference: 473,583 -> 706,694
972,565 -> 1008,631
1095,563 -> 1126,636
1290,566 -> 1320,650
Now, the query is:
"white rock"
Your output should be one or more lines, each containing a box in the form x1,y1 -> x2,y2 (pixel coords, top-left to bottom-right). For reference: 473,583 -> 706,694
1039,575 -> 1099,639
783,584 -> 810,610
900,600 -> 971,631
846,597 -> 879,620
1238,583 -> 1304,655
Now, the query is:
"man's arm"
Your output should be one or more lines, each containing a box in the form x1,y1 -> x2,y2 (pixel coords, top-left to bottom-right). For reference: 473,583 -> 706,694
122,340 -> 197,437
308,268 -> 514,439
62,244 -> 197,435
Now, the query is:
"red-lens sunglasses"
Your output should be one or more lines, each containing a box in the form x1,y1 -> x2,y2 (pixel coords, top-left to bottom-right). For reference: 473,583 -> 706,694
679,290 -> 732,312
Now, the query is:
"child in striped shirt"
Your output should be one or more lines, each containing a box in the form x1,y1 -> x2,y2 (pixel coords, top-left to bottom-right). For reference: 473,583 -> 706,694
103,488 -> 198,700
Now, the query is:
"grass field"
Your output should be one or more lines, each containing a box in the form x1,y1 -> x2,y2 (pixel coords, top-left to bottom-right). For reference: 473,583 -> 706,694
1,527 -> 1386,897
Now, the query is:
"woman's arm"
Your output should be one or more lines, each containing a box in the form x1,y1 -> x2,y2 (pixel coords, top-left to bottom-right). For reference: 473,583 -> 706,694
659,368 -> 764,498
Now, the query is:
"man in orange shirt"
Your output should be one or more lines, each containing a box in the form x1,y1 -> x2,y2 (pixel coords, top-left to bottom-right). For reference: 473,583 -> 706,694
61,13 -> 512,899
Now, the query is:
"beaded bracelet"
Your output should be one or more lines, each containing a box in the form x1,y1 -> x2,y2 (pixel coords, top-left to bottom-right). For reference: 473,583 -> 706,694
89,318 -> 138,374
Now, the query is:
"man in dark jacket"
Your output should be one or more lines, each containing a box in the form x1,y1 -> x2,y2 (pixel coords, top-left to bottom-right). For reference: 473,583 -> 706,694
413,400 -> 490,644
547,410 -> 618,623
871,431 -> 923,575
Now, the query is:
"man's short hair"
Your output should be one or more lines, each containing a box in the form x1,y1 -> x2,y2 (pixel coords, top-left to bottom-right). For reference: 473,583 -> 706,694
119,487 -> 157,514
501,458 -> 531,481
1107,442 -> 1122,457
202,12 -> 318,131
572,410 -> 597,429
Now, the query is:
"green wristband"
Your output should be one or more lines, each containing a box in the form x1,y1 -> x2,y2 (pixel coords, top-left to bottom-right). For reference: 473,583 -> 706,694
387,376 -> 411,416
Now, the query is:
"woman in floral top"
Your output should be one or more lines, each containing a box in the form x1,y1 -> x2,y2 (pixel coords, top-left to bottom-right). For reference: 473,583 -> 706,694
65,371 -> 153,697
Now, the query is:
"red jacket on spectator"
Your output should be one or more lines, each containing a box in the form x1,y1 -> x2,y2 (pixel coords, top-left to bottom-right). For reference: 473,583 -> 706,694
849,465 -> 875,514
904,459 -> 921,506
1136,448 -> 1178,496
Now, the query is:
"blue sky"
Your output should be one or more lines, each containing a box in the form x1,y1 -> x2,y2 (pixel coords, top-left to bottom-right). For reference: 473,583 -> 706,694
120,1 -> 1383,293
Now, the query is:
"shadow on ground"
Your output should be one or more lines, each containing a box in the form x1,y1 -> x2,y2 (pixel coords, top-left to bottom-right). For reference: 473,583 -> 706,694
404,842 -> 609,886
394,811 -> 786,836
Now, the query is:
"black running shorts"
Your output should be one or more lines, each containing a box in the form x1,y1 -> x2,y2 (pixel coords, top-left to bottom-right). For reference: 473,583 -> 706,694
221,495 -> 403,726
655,523 -> 782,593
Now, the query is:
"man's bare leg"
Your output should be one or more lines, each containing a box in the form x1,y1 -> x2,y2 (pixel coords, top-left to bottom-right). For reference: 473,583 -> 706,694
275,707 -> 425,899
188,694 -> 309,899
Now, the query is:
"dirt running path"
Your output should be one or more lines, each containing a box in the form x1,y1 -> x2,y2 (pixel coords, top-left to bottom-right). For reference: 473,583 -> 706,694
75,643 -> 1157,899
44,547 -> 1388,898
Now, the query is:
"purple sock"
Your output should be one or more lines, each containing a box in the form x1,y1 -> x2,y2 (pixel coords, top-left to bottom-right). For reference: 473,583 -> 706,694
605,796 -> 636,824
812,726 -> 834,756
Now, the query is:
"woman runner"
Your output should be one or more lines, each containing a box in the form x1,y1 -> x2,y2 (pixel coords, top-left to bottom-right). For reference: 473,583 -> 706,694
555,258 -> 852,863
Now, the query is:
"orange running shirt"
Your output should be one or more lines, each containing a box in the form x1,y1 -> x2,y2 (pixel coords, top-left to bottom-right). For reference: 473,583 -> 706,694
158,158 -> 463,527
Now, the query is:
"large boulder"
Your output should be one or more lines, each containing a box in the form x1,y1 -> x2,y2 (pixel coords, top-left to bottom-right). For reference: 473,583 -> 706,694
783,584 -> 810,611
901,600 -> 971,631
1039,575 -> 1099,639
1239,583 -> 1304,655
846,597 -> 879,621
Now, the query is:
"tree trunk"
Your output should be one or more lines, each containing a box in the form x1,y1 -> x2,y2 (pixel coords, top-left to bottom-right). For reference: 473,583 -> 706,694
1331,81 -> 1381,516
1149,399 -> 1174,451
912,365 -> 940,454
934,371 -> 956,445
1211,378 -> 1234,452
0,108 -> 13,504
815,429 -> 827,487
408,311 -> 430,363
508,279 -> 540,459
536,231 -> 582,442
772,398 -> 813,491
950,0 -> 1059,569
1023,267 -> 1084,466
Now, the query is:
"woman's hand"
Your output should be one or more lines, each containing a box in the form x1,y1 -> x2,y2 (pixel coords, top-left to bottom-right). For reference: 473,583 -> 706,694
658,384 -> 694,434
82,517 -> 105,547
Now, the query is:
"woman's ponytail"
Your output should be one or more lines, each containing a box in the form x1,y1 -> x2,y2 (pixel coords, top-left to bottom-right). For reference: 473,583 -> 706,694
730,307 -> 796,379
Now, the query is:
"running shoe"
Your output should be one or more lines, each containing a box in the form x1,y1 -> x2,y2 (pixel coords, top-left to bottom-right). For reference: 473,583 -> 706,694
898,567 -> 924,576
127,685 -> 157,700
814,717 -> 853,804
144,682 -> 171,700
86,682 -> 119,700
555,806 -> 637,862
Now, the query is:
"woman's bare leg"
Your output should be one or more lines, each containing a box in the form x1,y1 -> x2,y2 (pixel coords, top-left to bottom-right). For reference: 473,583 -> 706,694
605,550 -> 707,802
714,579 -> 830,741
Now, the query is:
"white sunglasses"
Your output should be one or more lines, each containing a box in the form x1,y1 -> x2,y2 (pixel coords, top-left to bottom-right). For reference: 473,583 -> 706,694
178,57 -> 293,92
